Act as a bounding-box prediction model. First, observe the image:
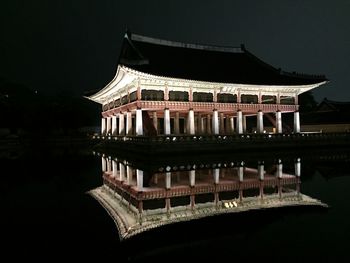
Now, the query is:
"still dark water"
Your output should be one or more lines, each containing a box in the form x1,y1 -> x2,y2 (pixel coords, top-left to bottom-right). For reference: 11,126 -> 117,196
1,146 -> 350,262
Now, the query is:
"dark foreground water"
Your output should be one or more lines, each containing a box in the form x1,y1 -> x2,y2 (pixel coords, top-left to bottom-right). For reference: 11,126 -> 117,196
1,145 -> 350,262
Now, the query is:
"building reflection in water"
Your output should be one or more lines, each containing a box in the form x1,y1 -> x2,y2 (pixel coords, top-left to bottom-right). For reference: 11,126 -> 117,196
89,153 -> 326,240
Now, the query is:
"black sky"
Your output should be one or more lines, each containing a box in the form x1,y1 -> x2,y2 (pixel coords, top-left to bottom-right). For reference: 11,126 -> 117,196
1,0 -> 350,101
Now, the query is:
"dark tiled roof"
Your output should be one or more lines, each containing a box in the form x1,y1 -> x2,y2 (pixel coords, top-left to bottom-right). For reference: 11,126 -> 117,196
118,32 -> 327,85
316,98 -> 350,113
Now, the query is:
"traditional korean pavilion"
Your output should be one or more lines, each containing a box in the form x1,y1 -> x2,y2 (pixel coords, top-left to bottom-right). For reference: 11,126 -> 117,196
87,31 -> 327,137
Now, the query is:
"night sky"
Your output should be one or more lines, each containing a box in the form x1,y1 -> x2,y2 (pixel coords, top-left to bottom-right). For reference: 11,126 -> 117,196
2,0 -> 350,102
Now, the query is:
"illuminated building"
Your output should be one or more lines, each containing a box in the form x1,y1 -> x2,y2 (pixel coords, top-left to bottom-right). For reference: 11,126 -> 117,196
87,31 -> 327,137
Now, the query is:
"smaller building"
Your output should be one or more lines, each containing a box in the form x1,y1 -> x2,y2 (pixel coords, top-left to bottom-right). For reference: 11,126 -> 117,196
301,98 -> 350,132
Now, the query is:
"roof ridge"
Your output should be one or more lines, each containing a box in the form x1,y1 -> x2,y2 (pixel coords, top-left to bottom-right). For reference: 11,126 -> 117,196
128,33 -> 244,53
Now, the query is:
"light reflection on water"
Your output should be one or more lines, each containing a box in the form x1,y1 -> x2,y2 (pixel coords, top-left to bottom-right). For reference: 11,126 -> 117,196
1,147 -> 350,261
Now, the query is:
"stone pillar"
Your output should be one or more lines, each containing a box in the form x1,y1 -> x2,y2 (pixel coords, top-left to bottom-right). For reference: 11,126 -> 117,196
106,117 -> 111,135
213,168 -> 220,184
243,115 -> 247,133
295,158 -> 301,177
276,111 -> 282,134
236,110 -> 243,134
165,172 -> 171,190
199,116 -> 204,134
111,116 -> 117,135
206,114 -> 211,134
258,161 -> 264,199
164,108 -> 171,135
174,112 -> 180,135
219,113 -> 225,134
136,169 -> 143,191
126,165 -> 133,185
136,108 -> 143,136
106,157 -> 112,172
188,109 -> 195,135
189,170 -> 195,187
238,161 -> 244,182
101,156 -> 106,172
112,159 -> 118,178
258,161 -> 264,180
229,117 -> 234,134
165,198 -> 171,213
101,118 -> 106,135
225,115 -> 230,134
295,158 -> 301,194
212,110 -> 219,135
126,111 -> 132,135
257,110 -> 264,133
118,113 -> 125,135
190,195 -> 195,210
153,112 -> 158,133
294,111 -> 300,133
119,163 -> 125,181
276,159 -> 283,178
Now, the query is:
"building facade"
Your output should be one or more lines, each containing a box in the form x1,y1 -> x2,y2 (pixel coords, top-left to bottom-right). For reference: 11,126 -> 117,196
87,32 -> 327,137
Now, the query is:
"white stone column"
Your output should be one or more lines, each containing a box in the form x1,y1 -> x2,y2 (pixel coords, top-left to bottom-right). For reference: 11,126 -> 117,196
153,112 -> 158,133
111,116 -> 117,135
257,110 -> 264,133
276,159 -> 283,178
294,111 -> 300,133
236,110 -> 243,134
243,115 -> 247,133
225,115 -> 230,134
107,157 -> 112,172
112,159 -> 118,178
219,113 -> 225,134
126,111 -> 132,135
295,158 -> 301,177
106,117 -> 111,135
136,169 -> 143,191
229,117 -> 234,134
164,108 -> 171,135
101,156 -> 107,172
174,112 -> 180,135
189,170 -> 195,187
101,118 -> 106,135
212,110 -> 219,135
206,114 -> 211,134
213,168 -> 220,184
136,109 -> 143,136
118,113 -> 125,135
276,111 -> 282,134
238,163 -> 244,182
126,165 -> 133,185
165,172 -> 171,190
258,161 -> 264,180
119,163 -> 125,181
200,116 -> 205,134
188,109 -> 195,135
